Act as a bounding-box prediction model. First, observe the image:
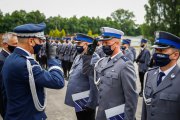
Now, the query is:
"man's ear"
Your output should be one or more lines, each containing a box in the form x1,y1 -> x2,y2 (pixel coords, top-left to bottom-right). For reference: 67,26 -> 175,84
84,42 -> 88,46
174,51 -> 180,60
28,38 -> 34,46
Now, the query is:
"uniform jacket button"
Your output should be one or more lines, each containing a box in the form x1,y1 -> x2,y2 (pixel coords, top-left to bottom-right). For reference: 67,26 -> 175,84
99,96 -> 102,99
151,113 -> 154,116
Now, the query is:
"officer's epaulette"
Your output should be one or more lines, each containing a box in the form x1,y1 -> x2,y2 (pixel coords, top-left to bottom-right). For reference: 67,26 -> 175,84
147,66 -> 159,71
121,56 -> 129,62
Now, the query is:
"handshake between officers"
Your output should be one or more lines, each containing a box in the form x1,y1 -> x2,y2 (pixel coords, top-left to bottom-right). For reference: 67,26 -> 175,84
2,23 -> 64,120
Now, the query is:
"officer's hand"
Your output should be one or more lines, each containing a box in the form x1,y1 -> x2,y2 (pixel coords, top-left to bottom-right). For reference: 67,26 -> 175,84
47,43 -> 57,59
86,44 -> 96,55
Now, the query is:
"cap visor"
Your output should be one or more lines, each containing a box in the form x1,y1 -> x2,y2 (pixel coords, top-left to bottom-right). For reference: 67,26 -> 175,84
98,38 -> 113,41
151,45 -> 170,49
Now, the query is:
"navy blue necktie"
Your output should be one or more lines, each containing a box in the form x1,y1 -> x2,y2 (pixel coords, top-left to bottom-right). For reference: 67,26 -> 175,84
108,57 -> 111,62
157,72 -> 165,86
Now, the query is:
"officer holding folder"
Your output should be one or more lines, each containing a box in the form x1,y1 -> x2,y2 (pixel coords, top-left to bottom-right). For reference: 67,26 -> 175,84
65,33 -> 98,120
94,27 -> 138,120
141,31 -> 180,120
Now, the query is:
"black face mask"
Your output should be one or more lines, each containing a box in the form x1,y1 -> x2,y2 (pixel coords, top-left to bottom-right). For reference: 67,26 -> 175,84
121,46 -> 126,51
102,45 -> 114,56
33,44 -> 43,54
153,53 -> 172,67
76,46 -> 84,54
141,44 -> 145,48
8,45 -> 16,53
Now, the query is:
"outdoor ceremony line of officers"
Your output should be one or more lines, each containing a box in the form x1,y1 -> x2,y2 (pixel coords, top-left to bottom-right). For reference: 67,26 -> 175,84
0,22 -> 180,120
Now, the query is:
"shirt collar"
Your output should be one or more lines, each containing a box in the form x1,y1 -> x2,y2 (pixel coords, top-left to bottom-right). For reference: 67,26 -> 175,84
141,47 -> 144,51
159,64 -> 177,76
111,52 -> 121,59
2,48 -> 11,55
16,47 -> 32,57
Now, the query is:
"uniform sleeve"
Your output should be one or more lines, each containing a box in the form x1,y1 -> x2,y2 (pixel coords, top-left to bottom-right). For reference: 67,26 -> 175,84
0,60 -> 4,87
86,68 -> 98,109
145,51 -> 151,67
31,58 -> 64,89
129,53 -> 134,62
81,55 -> 98,109
120,61 -> 138,120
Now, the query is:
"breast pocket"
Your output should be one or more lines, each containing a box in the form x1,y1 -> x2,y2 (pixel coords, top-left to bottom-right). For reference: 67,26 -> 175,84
160,93 -> 179,102
104,72 -> 118,87
159,93 -> 180,113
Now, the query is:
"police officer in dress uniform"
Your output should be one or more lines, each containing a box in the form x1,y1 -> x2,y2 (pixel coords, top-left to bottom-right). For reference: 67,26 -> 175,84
141,31 -> 180,120
64,38 -> 73,77
121,39 -> 135,61
60,38 -> 69,78
67,39 -> 74,73
65,33 -> 98,120
69,37 -> 77,68
0,32 -> 18,118
136,39 -> 151,97
2,23 -> 64,120
94,27 -> 138,120
127,39 -> 136,62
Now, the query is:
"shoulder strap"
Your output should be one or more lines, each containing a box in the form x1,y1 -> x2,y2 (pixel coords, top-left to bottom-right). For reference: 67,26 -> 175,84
120,55 -> 129,62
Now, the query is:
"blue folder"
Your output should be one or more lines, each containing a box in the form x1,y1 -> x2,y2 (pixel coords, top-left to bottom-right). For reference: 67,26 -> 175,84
105,104 -> 125,120
72,90 -> 90,112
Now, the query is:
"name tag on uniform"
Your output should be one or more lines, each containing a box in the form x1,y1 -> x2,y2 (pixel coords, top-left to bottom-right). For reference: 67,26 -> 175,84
72,90 -> 90,112
105,104 -> 125,120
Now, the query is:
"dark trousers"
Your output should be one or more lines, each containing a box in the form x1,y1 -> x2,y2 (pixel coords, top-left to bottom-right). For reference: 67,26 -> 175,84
139,72 -> 145,92
0,95 -> 5,118
62,60 -> 68,77
75,109 -> 95,120
67,62 -> 73,71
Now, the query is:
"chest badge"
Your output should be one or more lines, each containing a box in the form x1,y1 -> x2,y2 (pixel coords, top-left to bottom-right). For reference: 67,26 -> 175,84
171,73 -> 175,79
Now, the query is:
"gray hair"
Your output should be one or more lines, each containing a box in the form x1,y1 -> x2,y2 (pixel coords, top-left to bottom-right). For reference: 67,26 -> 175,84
2,32 -> 17,43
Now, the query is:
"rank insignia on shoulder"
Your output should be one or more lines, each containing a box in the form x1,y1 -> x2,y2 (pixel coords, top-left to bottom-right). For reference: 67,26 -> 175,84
121,56 -> 129,62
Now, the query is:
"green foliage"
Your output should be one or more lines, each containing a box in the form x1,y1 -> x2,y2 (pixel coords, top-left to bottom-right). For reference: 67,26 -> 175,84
111,9 -> 138,36
0,10 -> 46,33
49,29 -> 66,38
87,29 -> 93,36
61,29 -> 66,37
0,9 -> 142,36
142,0 -> 180,44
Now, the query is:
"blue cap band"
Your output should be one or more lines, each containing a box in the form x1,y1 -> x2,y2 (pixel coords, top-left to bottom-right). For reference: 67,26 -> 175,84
156,38 -> 180,49
102,32 -> 121,39
76,37 -> 93,43
122,40 -> 130,44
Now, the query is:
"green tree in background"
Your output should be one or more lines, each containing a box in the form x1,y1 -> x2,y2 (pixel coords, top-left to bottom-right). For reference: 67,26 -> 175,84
61,29 -> 66,38
111,9 -> 139,36
141,0 -> 180,44
87,29 -> 93,36
0,9 -> 142,36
